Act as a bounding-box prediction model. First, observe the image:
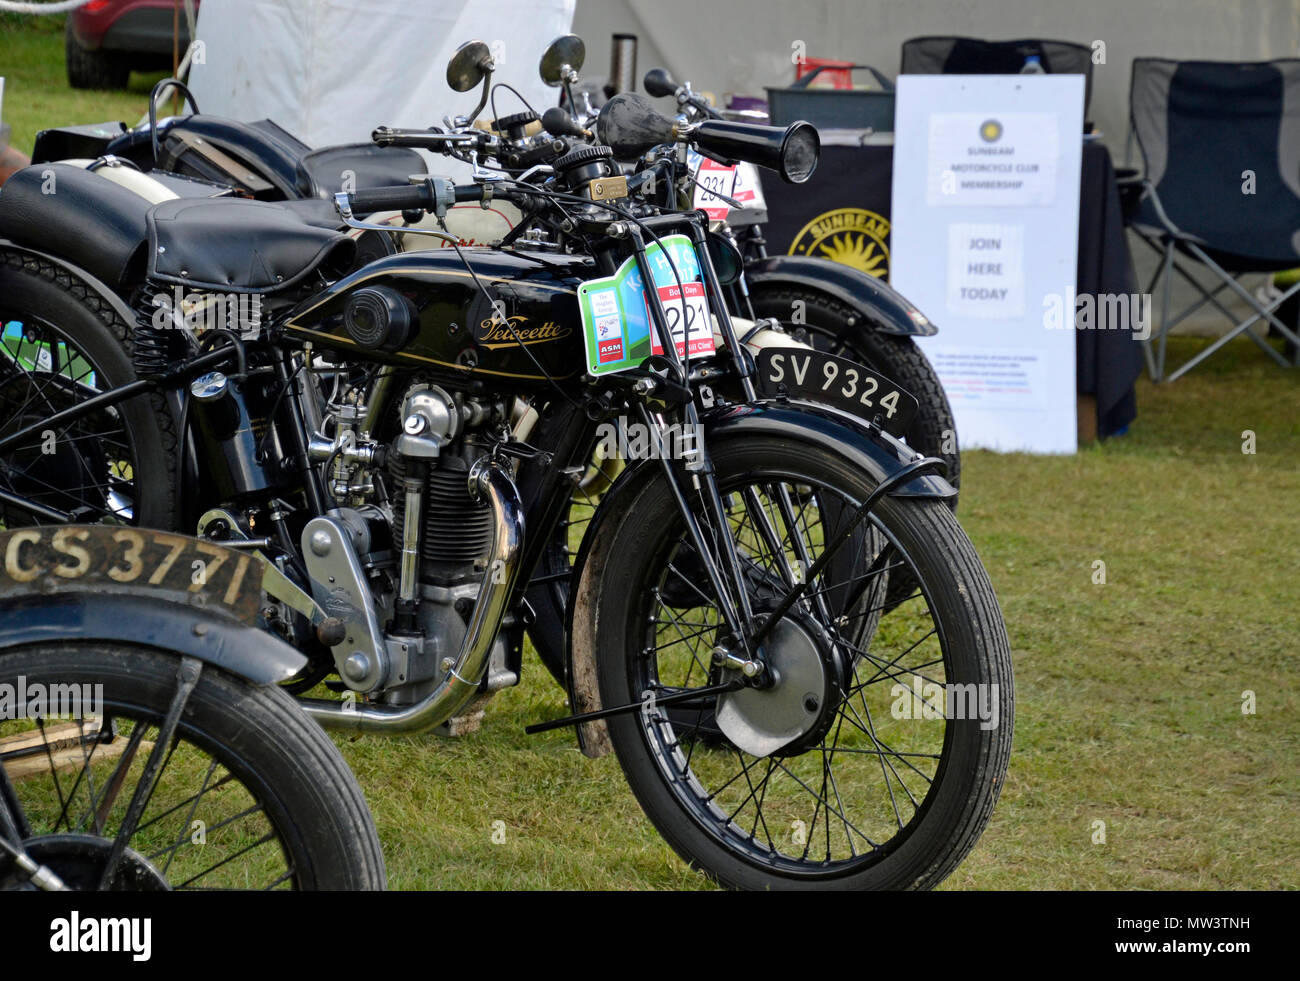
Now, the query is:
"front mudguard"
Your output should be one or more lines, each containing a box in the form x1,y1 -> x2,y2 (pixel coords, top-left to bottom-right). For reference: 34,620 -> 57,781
563,403 -> 954,757
0,526 -> 307,685
743,254 -> 938,337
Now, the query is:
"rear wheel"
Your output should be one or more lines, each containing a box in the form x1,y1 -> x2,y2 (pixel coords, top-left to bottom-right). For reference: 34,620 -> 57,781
589,435 -> 1011,889
0,642 -> 386,890
0,252 -> 177,531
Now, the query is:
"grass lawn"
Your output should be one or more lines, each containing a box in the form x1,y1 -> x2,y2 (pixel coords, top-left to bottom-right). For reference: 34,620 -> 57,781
1,14 -> 168,155
2,19 -> 1297,890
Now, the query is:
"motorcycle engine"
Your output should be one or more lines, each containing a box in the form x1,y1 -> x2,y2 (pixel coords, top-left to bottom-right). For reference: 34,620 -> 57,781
378,384 -> 518,705
304,372 -> 525,710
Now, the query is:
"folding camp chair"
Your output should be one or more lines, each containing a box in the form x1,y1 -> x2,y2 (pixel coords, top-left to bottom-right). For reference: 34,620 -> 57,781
1127,58 -> 1300,382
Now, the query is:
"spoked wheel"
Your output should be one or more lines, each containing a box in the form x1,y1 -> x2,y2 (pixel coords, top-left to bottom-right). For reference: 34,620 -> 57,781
590,435 -> 1012,889
0,253 -> 177,530
0,642 -> 385,891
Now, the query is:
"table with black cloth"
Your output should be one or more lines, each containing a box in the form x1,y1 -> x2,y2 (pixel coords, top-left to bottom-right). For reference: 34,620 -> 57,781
757,138 -> 1143,438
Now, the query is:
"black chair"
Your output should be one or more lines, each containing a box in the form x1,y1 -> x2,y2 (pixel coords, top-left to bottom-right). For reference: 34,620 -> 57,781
900,36 -> 1094,117
1127,57 -> 1300,381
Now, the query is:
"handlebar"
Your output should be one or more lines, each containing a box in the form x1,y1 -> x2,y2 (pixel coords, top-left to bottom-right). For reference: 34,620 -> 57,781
371,126 -> 476,150
344,183 -> 435,214
341,180 -> 487,216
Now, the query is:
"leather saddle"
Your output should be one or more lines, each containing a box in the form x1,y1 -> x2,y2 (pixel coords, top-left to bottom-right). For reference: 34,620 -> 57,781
67,115 -> 429,202
0,163 -> 355,292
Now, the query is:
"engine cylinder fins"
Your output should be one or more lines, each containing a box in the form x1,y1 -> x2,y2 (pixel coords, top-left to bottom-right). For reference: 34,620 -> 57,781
391,453 -> 495,584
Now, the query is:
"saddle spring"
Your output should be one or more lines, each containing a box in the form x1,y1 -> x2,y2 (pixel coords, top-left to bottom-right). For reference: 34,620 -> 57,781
132,280 -> 173,376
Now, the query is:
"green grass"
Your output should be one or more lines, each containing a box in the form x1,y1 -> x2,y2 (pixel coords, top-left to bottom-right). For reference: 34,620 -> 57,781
2,18 -> 1297,889
1,14 -> 169,155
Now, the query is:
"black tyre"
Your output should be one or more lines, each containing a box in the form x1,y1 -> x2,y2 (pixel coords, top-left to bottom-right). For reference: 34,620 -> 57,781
747,288 -> 961,495
525,451 -> 622,687
0,251 -> 178,530
0,642 -> 385,890
589,434 -> 1011,889
65,23 -> 131,90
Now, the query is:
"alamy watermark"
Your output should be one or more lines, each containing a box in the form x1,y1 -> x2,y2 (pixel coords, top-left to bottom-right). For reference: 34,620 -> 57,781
596,415 -> 704,464
0,675 -> 103,720
1043,291 -> 1152,340
890,679 -> 1000,731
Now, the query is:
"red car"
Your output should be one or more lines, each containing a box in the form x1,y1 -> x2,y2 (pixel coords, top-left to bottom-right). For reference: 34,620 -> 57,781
65,0 -> 198,90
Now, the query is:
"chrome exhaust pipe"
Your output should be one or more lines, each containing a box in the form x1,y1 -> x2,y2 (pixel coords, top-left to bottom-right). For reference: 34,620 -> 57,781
302,458 -> 525,733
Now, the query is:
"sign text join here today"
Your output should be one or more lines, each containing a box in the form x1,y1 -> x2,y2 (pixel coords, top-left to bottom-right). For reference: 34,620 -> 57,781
891,74 -> 1085,453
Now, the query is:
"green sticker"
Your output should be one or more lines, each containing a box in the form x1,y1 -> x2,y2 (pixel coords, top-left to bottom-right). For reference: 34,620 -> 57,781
578,234 -> 714,375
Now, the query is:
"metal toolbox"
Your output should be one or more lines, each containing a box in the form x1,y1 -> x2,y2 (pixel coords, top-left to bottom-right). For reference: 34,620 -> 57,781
766,64 -> 896,132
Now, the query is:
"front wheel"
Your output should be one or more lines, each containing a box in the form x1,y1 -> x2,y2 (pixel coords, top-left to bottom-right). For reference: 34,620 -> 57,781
0,642 -> 385,890
590,435 -> 1011,889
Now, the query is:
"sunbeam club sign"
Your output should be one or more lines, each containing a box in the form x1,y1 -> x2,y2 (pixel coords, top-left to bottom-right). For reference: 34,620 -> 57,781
789,207 -> 891,279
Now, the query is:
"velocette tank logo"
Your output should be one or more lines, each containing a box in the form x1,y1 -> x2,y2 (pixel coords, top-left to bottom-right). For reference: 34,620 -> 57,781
475,316 -> 573,350
789,207 -> 891,279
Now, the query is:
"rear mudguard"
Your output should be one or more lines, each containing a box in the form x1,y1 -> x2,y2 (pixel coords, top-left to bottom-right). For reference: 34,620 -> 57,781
563,402 -> 954,757
0,526 -> 307,685
743,254 -> 938,337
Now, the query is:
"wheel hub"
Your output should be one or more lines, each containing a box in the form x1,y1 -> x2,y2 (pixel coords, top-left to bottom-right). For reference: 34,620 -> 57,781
714,608 -> 849,758
1,834 -> 170,891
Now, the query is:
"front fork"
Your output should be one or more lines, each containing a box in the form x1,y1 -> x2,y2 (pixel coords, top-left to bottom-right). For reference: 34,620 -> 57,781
623,220 -> 766,672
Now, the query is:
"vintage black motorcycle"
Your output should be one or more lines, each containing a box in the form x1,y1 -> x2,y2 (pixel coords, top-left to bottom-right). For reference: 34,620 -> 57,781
34,35 -> 960,686
34,34 -> 958,496
0,42 -> 1011,889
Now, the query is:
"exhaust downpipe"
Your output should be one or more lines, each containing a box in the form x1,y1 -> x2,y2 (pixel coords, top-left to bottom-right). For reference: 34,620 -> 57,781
302,458 -> 525,733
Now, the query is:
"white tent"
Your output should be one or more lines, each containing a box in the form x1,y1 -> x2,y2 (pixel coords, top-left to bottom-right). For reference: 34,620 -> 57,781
188,0 -> 575,151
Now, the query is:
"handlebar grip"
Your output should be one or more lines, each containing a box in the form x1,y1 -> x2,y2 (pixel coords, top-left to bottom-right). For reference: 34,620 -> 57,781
345,183 -> 434,215
371,126 -> 469,150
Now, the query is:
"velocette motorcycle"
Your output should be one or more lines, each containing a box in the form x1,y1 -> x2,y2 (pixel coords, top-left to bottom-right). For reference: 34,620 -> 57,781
28,34 -> 959,497
0,40 -> 1011,889
26,34 -> 961,687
